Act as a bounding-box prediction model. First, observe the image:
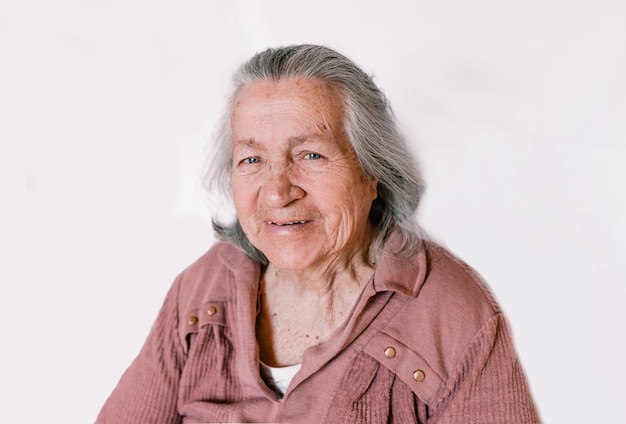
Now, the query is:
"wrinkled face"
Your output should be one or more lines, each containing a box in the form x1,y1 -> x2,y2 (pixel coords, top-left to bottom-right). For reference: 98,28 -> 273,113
230,78 -> 378,272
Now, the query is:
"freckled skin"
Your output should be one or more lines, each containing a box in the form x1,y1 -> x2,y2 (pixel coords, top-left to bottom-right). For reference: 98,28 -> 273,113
231,77 -> 379,366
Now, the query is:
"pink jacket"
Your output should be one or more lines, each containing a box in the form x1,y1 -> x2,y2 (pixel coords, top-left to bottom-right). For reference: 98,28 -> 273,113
96,234 -> 541,423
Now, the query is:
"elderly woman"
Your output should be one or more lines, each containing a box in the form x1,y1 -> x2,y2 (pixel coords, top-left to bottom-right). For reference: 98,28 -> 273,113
97,45 -> 540,423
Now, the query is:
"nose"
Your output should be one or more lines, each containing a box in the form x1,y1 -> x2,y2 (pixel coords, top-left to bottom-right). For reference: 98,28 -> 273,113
260,162 -> 305,208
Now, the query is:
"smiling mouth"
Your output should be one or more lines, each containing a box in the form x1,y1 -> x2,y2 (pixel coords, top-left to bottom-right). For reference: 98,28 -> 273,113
268,220 -> 308,226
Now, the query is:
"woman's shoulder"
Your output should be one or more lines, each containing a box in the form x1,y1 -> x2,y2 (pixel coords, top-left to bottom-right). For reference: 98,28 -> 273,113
173,241 -> 259,311
178,241 -> 253,282
377,236 -> 500,318
421,241 -> 501,316
374,241 -> 504,379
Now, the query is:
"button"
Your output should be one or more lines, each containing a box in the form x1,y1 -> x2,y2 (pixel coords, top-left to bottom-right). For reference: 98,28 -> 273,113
384,346 -> 396,358
206,306 -> 217,316
413,369 -> 425,382
187,315 -> 198,325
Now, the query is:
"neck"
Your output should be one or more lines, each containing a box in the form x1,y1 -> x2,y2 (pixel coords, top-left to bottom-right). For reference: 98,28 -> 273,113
264,245 -> 376,298
256,254 -> 376,367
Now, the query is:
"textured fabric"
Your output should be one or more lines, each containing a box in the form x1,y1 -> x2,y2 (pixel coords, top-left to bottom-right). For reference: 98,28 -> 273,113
96,232 -> 541,423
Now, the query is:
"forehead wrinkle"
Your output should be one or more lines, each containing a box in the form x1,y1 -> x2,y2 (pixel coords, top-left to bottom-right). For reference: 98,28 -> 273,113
290,109 -> 342,145
232,78 -> 347,151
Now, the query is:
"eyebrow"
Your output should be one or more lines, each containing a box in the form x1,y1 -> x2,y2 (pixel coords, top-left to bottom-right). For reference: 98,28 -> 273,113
233,138 -> 260,148
288,135 -> 314,146
234,135 -> 323,147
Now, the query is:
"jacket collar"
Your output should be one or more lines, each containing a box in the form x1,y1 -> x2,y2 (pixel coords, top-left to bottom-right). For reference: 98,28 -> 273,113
371,230 -> 431,298
216,229 -> 430,300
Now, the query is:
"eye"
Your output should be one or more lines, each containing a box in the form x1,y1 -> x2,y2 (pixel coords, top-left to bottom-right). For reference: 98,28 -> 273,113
241,157 -> 259,164
304,152 -> 322,160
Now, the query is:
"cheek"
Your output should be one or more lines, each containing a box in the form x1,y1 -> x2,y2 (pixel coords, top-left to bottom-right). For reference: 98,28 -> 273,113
232,177 -> 257,215
320,172 -> 375,222
323,202 -> 369,251
327,190 -> 372,233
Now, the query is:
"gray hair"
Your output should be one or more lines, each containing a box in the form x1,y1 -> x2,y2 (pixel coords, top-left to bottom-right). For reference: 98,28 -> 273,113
204,44 -> 425,264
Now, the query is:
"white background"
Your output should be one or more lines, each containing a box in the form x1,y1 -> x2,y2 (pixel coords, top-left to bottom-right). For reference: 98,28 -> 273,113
1,1 -> 625,422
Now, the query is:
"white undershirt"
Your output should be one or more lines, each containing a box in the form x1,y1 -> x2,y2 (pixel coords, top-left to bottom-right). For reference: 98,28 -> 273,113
259,361 -> 302,396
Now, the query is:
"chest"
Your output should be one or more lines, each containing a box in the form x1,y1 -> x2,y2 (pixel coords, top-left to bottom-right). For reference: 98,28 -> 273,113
255,293 -> 345,366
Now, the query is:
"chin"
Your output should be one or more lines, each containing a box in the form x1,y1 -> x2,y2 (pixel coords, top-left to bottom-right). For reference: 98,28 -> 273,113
261,245 -> 320,271
266,253 -> 315,271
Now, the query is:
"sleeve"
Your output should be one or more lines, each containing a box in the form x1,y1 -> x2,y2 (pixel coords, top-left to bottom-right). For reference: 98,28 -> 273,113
428,313 -> 542,424
95,277 -> 185,424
